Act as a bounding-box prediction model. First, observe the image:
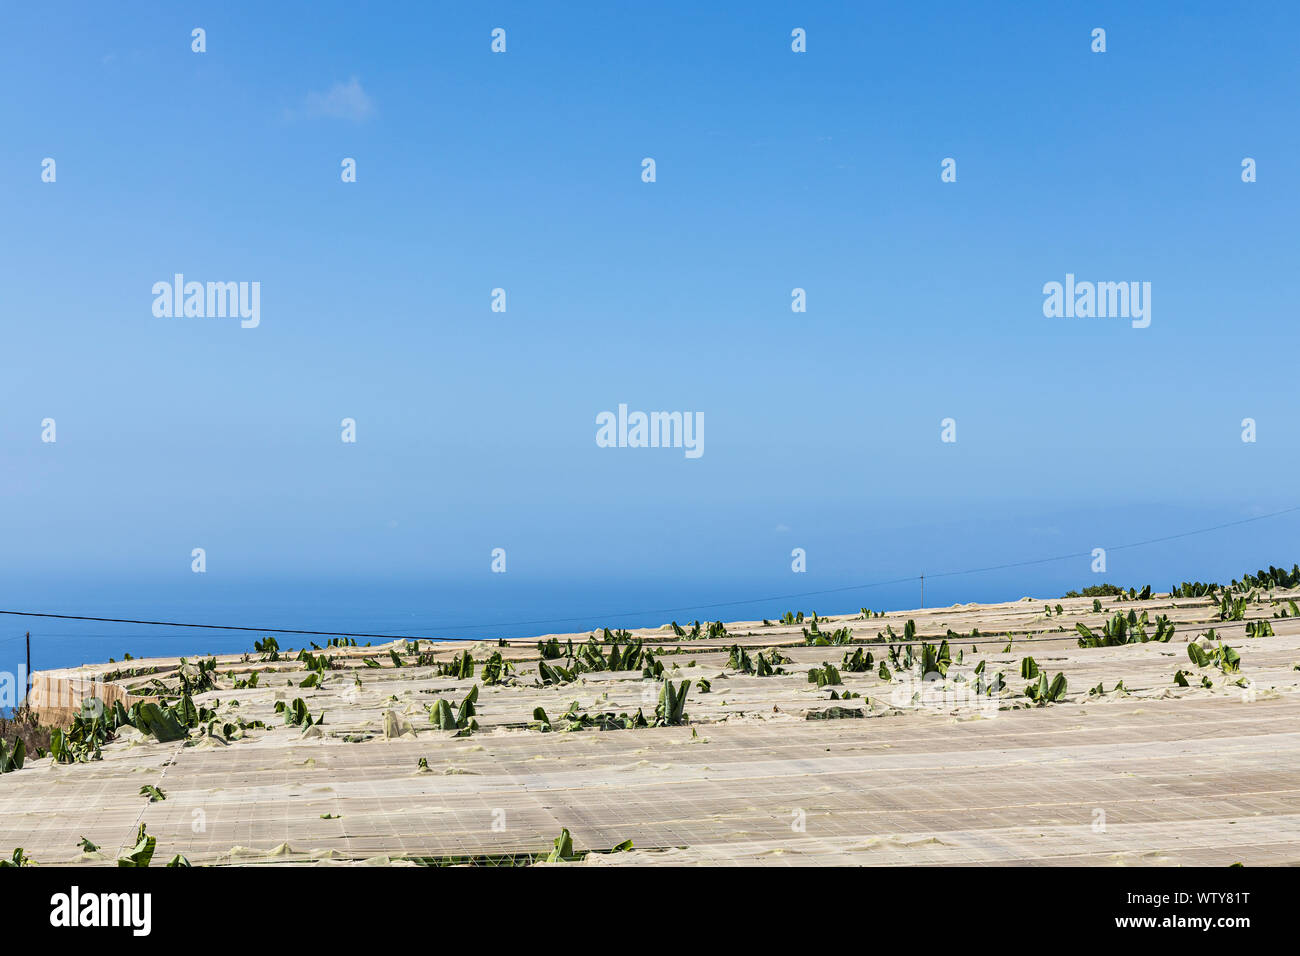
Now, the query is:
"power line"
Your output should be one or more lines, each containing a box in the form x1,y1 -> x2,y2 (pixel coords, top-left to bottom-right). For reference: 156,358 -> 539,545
0,611 -> 434,643
1,503 -> 1297,639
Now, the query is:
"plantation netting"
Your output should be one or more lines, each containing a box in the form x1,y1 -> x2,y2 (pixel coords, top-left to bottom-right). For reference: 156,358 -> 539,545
5,595 -> 1300,865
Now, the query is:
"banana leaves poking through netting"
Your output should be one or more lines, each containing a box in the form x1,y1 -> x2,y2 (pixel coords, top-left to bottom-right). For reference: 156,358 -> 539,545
1075,610 -> 1171,648
1219,595 -> 1248,621
546,828 -> 578,862
117,824 -> 156,867
539,637 -> 575,661
536,679 -> 690,732
1245,619 -> 1274,637
481,651 -> 515,685
1024,672 -> 1068,705
537,659 -> 579,686
727,644 -> 754,673
1187,631 -> 1241,674
1236,563 -> 1300,590
669,620 -> 709,638
52,690 -> 250,763
177,656 -> 218,695
435,650 -> 474,679
1272,599 -> 1300,619
532,701 -> 650,732
656,679 -> 690,725
802,622 -> 853,645
807,663 -> 842,687
0,738 -> 24,774
919,640 -> 952,677
275,697 -> 324,728
298,650 -> 330,688
841,648 -> 874,672
727,644 -> 788,675
429,685 -> 479,734
1170,581 -> 1217,598
577,637 -> 647,672
806,705 -> 865,720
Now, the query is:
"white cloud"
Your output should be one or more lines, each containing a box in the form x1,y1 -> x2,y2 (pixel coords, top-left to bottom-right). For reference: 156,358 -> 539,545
297,77 -> 374,121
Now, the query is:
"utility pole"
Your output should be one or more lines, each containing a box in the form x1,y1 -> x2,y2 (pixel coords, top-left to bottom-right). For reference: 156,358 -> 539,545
25,631 -> 31,703
920,574 -> 925,609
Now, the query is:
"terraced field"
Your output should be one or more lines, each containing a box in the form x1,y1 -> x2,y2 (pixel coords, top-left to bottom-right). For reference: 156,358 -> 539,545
5,587 -> 1300,866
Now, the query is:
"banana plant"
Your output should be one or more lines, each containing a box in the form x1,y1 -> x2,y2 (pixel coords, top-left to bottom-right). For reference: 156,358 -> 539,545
537,638 -> 567,659
920,640 -> 952,677
117,824 -> 156,867
727,644 -> 754,673
1187,631 -> 1241,673
807,663 -> 842,687
430,685 -> 480,732
0,738 -> 24,774
973,670 -> 1005,696
1024,672 -> 1067,705
177,656 -> 219,695
607,640 -> 645,671
275,697 -> 324,728
802,623 -> 853,645
537,659 -> 578,685
656,679 -> 690,725
533,701 -> 648,732
481,651 -> 515,685
641,652 -> 665,679
546,828 -> 577,863
436,651 -> 474,679
134,702 -> 189,742
841,648 -> 874,672
1219,595 -> 1248,621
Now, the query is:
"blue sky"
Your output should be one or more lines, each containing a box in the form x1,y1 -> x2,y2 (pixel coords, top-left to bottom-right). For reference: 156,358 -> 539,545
2,2 -> 1299,664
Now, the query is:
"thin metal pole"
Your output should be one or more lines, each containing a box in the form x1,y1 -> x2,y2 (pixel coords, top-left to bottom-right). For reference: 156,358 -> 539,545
920,574 -> 925,608
25,631 -> 31,702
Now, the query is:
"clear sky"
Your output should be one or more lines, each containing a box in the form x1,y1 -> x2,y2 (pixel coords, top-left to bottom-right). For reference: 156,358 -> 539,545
2,2 -> 1299,665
